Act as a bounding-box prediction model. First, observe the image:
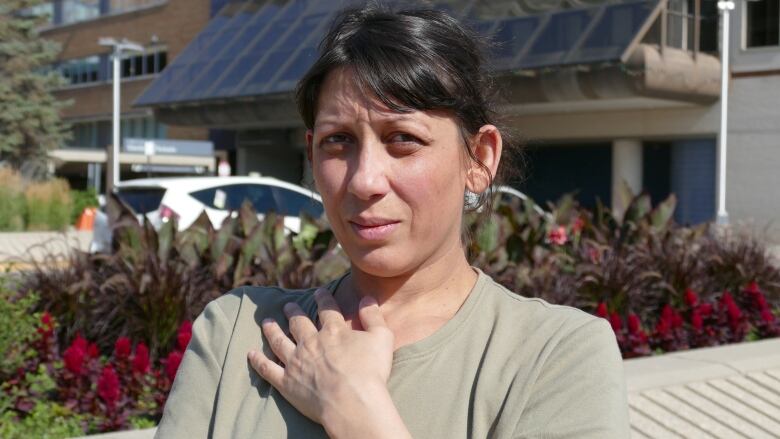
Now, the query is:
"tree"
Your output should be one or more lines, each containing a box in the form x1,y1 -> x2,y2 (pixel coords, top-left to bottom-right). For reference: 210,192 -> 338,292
0,0 -> 71,179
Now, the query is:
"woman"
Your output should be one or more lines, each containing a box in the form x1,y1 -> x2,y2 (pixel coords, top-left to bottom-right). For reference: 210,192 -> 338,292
155,5 -> 630,438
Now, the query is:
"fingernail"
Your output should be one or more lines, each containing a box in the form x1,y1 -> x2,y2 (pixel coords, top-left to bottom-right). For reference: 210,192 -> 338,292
261,318 -> 274,326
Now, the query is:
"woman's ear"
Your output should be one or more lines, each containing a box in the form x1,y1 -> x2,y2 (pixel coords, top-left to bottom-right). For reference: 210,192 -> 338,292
305,129 -> 314,163
466,125 -> 503,194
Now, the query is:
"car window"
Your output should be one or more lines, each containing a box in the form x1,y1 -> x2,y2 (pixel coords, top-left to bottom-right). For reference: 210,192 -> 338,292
190,184 -> 277,213
273,187 -> 324,218
116,187 -> 166,214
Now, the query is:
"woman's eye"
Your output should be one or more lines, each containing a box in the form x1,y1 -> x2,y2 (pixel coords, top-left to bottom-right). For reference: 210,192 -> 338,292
323,134 -> 351,144
319,134 -> 353,153
388,133 -> 420,144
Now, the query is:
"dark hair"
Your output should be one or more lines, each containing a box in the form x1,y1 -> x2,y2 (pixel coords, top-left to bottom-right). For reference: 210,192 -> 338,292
295,3 -> 518,211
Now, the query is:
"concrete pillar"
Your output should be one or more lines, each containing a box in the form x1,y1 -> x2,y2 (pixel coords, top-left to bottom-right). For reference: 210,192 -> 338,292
611,138 -> 643,217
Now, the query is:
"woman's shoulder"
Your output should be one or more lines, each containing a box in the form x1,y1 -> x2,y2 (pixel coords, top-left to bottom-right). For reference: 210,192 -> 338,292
204,284 -> 320,328
479,273 -> 600,332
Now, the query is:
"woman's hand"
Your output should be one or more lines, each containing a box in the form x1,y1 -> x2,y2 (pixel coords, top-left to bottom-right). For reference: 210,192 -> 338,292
248,289 -> 411,439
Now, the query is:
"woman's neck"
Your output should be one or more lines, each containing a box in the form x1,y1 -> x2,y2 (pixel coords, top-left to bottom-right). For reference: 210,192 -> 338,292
335,246 -> 478,350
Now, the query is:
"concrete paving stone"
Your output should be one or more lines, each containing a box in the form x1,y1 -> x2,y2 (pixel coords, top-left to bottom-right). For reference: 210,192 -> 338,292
642,388 -> 730,438
675,383 -> 775,439
628,402 -> 683,438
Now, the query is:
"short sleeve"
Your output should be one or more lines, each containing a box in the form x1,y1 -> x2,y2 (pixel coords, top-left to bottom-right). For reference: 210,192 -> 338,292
154,293 -> 239,438
513,318 -> 630,439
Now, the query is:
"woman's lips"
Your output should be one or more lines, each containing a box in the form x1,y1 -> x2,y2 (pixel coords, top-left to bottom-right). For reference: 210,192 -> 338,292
349,220 -> 400,241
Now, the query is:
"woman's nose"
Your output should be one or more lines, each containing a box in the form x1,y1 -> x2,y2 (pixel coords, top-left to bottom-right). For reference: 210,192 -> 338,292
346,140 -> 390,201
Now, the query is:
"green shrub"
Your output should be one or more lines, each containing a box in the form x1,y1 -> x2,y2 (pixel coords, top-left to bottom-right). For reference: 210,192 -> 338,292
24,179 -> 73,231
70,188 -> 99,225
0,398 -> 85,439
0,279 -> 41,378
0,167 -> 26,231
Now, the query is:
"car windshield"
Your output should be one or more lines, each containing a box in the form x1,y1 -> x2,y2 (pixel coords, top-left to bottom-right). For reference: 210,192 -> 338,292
116,187 -> 166,214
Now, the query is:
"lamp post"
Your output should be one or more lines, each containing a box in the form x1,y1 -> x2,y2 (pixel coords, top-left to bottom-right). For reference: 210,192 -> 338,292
98,37 -> 144,195
716,0 -> 735,225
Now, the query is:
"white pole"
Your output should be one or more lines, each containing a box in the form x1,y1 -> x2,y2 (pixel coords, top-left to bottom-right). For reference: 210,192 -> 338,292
716,0 -> 734,225
112,47 -> 121,188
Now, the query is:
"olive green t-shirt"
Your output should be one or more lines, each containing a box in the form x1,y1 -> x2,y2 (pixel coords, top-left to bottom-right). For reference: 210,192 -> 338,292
155,269 -> 630,438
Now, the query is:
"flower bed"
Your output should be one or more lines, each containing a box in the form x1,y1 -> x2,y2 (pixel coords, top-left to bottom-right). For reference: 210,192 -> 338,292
2,189 -> 779,436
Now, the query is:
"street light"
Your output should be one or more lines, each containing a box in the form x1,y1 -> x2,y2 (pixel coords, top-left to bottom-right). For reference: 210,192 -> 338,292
716,0 -> 735,226
98,37 -> 144,194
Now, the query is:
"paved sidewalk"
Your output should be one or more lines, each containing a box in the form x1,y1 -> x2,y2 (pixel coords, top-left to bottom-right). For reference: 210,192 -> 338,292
0,230 -> 92,269
625,338 -> 780,438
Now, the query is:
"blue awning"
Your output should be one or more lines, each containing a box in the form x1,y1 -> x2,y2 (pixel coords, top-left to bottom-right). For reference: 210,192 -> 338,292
135,0 -> 659,108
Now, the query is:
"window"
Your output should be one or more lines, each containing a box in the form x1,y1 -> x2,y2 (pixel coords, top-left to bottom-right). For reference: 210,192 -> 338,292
190,184 -> 278,212
273,188 -> 323,218
121,116 -> 166,140
58,56 -> 101,86
109,0 -> 162,14
118,50 -> 167,79
68,117 -> 165,148
116,187 -> 167,214
62,0 -> 100,25
746,0 -> 780,48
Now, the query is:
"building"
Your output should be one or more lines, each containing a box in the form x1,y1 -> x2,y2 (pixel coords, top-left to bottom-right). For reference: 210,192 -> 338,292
135,0 -> 780,239
35,0 -> 221,192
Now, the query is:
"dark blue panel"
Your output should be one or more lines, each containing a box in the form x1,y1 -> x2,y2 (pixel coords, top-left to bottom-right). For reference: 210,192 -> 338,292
489,15 -> 539,70
266,46 -> 318,93
518,9 -> 595,69
565,0 -> 655,65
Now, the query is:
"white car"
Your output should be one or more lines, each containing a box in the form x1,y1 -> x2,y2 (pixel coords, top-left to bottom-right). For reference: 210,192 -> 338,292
91,176 -> 323,252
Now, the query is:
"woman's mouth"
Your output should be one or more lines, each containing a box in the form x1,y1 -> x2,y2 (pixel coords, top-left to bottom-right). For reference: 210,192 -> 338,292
348,219 -> 400,241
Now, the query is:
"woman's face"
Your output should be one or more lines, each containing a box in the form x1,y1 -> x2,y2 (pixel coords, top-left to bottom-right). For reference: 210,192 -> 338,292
307,68 -> 472,277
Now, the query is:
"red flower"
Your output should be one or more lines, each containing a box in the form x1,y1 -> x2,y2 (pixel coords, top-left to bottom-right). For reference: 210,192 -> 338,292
547,226 -> 567,246
661,304 -> 674,323
97,365 -> 121,408
37,312 -> 55,338
627,313 -> 641,334
177,321 -> 193,351
726,301 -> 742,323
655,318 -> 670,336
691,308 -> 703,331
132,343 -> 150,374
609,312 -> 622,332
72,333 -> 88,351
115,337 -> 132,360
721,291 -> 735,306
165,351 -> 184,381
587,247 -> 601,264
87,342 -> 100,358
699,303 -> 713,316
745,281 -> 760,294
754,293 -> 768,310
595,302 -> 608,318
684,288 -> 699,307
63,341 -> 86,375
761,309 -> 775,324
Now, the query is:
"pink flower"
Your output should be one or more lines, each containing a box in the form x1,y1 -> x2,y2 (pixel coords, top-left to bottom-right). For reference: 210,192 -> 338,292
97,365 -> 121,408
165,351 -> 184,381
684,288 -> 699,307
547,226 -> 567,246
177,321 -> 193,351
114,337 -> 131,360
627,313 -> 641,334
595,302 -> 608,318
132,343 -> 150,375
609,312 -> 622,332
587,247 -> 601,264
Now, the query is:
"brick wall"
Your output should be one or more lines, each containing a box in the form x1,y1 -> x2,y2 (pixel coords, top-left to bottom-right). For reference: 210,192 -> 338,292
42,0 -> 211,140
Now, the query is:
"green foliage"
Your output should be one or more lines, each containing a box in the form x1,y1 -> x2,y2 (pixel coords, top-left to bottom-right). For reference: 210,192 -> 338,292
70,188 -> 99,224
0,166 -> 26,230
24,178 -> 73,231
0,279 -> 41,377
0,0 -> 71,175
0,401 -> 85,439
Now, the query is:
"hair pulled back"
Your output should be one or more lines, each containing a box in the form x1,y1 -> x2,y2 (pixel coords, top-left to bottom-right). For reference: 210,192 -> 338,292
296,3 -> 517,210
